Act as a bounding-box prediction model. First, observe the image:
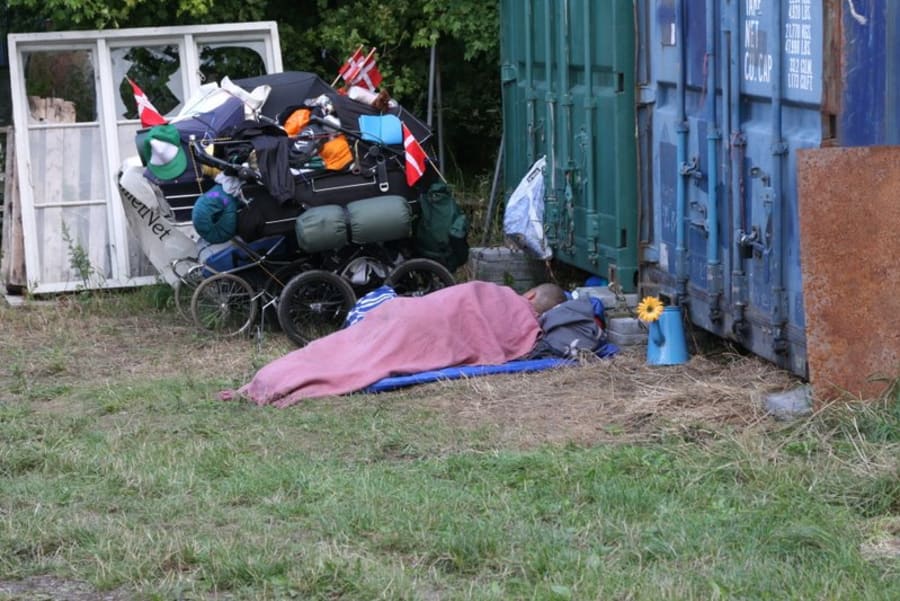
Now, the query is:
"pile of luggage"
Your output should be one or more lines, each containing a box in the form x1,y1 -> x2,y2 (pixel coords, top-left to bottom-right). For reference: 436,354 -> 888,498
120,69 -> 469,343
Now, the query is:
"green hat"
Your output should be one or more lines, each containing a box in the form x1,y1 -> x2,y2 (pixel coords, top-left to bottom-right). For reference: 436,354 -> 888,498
141,124 -> 187,180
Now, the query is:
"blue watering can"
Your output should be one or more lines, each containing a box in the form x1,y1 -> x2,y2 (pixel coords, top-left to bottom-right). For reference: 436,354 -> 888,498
646,306 -> 689,366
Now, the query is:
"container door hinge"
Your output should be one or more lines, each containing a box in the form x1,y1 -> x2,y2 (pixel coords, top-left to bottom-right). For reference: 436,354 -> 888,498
773,329 -> 789,354
545,195 -> 559,247
638,85 -> 656,106
707,264 -> 724,319
500,63 -> 518,84
709,294 -> 724,323
731,317 -> 749,340
680,156 -> 703,179
730,132 -> 747,148
738,226 -> 766,259
563,178 -> 576,252
586,212 -> 601,263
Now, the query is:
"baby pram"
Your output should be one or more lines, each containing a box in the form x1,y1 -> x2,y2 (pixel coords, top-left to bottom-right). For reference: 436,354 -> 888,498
123,71 -> 458,344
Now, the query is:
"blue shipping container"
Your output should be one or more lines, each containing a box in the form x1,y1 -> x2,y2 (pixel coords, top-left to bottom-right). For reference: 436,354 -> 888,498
502,1 -> 900,376
638,0 -> 899,376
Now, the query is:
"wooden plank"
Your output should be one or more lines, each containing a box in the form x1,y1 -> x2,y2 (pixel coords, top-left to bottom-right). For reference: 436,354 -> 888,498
0,127 -> 26,291
27,96 -> 76,124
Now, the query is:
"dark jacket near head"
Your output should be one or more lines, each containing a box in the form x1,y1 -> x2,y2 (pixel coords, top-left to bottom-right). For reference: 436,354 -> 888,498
530,297 -> 606,359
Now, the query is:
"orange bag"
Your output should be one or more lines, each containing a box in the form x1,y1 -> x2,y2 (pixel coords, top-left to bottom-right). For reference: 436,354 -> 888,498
320,135 -> 353,170
283,108 -> 311,136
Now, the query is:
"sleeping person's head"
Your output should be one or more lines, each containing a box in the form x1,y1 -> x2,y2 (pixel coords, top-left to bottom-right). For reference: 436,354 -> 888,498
522,283 -> 567,316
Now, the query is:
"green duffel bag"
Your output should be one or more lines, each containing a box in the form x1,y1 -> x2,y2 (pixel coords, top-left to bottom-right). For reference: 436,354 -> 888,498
295,195 -> 411,253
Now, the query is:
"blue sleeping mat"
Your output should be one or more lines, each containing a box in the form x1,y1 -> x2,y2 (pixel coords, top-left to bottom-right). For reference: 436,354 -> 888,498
363,342 -> 620,394
363,357 -> 573,394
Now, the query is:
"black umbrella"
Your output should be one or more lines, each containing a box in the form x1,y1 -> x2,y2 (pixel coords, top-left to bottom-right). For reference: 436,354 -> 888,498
234,71 -> 432,146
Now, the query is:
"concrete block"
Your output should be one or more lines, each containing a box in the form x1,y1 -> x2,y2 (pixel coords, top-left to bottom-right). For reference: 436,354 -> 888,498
765,386 -> 813,421
607,330 -> 647,347
607,316 -> 647,347
574,287 -> 639,318
607,316 -> 644,335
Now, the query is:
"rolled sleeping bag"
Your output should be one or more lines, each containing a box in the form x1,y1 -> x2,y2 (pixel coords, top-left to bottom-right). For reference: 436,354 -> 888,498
295,204 -> 347,253
347,195 -> 411,244
192,184 -> 238,243
296,195 -> 412,253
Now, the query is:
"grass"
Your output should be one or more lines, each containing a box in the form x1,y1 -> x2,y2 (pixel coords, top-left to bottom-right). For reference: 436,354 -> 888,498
1,289 -> 898,600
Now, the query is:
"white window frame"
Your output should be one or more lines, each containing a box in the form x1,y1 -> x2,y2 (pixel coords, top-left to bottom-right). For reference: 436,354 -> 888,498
7,22 -> 282,293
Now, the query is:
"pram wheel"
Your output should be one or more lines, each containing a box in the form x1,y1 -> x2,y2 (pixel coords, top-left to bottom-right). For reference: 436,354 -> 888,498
385,258 -> 455,297
262,259 -> 312,326
277,270 -> 356,347
191,273 -> 258,336
173,263 -> 207,321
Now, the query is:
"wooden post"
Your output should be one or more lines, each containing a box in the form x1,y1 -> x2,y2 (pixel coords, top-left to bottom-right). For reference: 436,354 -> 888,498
1,126 -> 26,292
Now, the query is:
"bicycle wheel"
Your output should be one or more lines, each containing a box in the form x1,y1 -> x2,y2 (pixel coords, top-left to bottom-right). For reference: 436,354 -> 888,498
385,258 -> 455,297
173,263 -> 207,321
191,273 -> 258,336
277,270 -> 356,347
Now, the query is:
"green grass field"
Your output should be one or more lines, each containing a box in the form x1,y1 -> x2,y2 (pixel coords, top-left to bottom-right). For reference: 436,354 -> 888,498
1,289 -> 898,600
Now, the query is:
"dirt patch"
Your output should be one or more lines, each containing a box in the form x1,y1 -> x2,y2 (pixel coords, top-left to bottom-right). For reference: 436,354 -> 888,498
861,517 -> 900,562
0,576 -> 129,601
0,301 -> 292,396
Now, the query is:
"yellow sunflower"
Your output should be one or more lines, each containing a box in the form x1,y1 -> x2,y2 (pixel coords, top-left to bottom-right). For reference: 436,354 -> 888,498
636,296 -> 664,323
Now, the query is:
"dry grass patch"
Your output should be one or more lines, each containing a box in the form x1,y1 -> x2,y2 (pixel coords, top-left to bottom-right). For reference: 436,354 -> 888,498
372,348 -> 801,446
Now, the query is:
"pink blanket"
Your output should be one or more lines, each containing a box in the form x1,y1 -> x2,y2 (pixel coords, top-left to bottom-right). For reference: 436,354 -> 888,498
221,281 -> 541,407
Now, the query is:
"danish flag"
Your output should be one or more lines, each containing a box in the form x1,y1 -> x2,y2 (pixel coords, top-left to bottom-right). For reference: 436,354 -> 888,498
402,124 -> 427,187
347,53 -> 383,92
338,46 -> 365,82
127,77 -> 167,128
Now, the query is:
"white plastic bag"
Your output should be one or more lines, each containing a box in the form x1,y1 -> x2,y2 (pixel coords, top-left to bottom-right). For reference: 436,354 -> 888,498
503,156 -> 551,260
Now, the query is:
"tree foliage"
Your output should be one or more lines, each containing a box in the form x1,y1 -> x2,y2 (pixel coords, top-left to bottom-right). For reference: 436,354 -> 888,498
6,0 -> 502,175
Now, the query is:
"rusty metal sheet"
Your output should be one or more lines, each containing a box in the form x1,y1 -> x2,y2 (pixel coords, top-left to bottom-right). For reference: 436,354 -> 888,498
797,146 -> 900,402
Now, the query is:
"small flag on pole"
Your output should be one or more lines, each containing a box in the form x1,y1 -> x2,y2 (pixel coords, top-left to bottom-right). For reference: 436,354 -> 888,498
337,46 -> 365,83
347,49 -> 382,92
127,77 -> 167,128
402,123 -> 427,187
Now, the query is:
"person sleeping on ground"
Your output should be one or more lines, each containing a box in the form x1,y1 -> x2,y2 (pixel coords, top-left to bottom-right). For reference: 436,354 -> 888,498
219,280 -> 606,408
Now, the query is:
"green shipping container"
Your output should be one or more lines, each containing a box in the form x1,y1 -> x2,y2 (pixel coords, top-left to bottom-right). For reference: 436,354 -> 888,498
500,0 -> 638,291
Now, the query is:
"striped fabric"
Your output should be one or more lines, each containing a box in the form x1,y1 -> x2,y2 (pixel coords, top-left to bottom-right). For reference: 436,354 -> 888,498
343,285 -> 398,328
